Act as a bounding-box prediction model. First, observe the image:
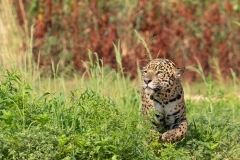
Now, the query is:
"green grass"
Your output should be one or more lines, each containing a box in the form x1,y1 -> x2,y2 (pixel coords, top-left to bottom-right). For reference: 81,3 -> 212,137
0,68 -> 150,159
0,58 -> 240,159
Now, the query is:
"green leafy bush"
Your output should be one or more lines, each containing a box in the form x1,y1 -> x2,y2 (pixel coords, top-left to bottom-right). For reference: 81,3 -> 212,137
0,69 -> 151,159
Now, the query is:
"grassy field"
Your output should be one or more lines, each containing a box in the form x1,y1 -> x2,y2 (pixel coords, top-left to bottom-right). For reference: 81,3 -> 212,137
0,52 -> 240,159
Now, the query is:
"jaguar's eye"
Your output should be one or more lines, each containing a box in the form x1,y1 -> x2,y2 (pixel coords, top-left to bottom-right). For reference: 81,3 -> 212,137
157,71 -> 163,75
143,71 -> 147,74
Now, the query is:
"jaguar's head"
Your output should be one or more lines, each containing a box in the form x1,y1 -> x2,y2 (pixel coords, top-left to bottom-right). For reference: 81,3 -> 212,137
140,59 -> 184,95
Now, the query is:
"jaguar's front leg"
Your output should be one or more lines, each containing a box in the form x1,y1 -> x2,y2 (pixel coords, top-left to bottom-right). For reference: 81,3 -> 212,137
147,109 -> 166,144
151,113 -> 164,130
152,100 -> 166,132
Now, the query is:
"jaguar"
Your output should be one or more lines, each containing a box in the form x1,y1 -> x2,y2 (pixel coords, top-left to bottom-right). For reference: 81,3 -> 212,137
141,58 -> 187,142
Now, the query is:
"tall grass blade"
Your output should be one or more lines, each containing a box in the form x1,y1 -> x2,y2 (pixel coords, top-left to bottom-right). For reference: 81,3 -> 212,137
134,29 -> 152,60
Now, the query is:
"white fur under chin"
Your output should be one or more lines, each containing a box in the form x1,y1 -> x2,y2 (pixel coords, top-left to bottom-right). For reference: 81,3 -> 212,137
144,87 -> 155,95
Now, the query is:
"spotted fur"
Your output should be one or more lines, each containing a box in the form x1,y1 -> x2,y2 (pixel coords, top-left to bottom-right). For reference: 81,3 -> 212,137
141,59 -> 187,143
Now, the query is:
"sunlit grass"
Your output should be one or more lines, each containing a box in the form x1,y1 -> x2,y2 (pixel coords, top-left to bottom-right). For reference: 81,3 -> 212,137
1,57 -> 240,159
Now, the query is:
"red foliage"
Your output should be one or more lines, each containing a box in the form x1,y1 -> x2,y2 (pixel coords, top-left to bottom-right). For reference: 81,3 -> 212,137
13,0 -> 240,81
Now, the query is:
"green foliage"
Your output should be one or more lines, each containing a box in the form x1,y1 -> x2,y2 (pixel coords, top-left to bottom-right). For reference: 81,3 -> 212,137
0,40 -> 239,159
1,62 -> 240,159
0,69 -> 152,159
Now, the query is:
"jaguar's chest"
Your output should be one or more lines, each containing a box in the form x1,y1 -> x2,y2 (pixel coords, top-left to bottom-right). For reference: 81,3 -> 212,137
152,94 -> 184,125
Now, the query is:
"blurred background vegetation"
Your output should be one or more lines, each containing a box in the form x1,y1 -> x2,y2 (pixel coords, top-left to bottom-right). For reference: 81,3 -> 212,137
1,0 -> 238,81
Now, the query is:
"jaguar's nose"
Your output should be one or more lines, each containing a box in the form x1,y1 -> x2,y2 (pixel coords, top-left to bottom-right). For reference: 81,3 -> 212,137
144,78 -> 152,84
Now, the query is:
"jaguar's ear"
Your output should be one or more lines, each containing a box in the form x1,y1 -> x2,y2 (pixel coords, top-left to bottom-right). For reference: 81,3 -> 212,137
140,66 -> 145,71
174,67 -> 185,78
